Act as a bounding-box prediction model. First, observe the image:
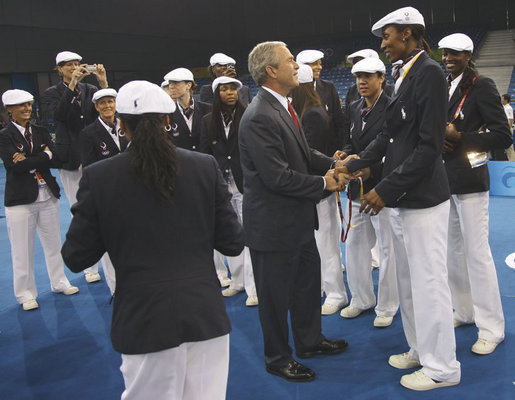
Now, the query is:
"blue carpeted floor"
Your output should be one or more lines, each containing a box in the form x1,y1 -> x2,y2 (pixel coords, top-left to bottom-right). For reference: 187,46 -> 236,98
0,164 -> 514,400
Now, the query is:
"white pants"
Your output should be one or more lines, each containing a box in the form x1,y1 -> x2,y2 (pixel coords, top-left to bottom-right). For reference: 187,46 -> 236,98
59,168 -> 98,276
120,334 -> 229,400
213,250 -> 228,280
101,252 -> 116,296
6,196 -> 72,303
345,200 -> 398,316
447,191 -> 505,343
390,201 -> 461,383
226,177 -> 256,296
316,194 -> 348,306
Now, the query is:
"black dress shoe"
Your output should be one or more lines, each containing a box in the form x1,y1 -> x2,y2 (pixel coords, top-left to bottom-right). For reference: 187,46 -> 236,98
266,360 -> 315,382
296,338 -> 349,358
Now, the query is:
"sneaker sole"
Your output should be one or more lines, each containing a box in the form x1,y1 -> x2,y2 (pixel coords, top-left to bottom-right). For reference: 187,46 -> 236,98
400,378 -> 459,391
388,359 -> 421,369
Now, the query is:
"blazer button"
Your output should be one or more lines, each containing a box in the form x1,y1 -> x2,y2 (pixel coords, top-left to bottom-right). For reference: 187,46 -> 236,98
192,145 -> 196,150
389,138 -> 394,143
80,115 -> 84,119
227,155 -> 231,160
225,169 -> 230,173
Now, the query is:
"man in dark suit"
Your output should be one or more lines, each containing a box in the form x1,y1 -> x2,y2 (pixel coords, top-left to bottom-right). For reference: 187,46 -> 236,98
0,89 -> 78,311
239,41 -> 349,382
62,80 -> 243,398
199,53 -> 252,107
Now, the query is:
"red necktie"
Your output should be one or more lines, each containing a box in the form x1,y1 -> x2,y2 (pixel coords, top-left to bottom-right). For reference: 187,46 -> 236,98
287,101 -> 300,132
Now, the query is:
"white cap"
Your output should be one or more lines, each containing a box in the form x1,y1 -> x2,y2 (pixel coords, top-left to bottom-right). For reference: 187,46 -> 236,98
56,51 -> 82,65
351,58 -> 386,75
438,33 -> 474,52
160,80 -> 169,88
296,50 -> 324,64
116,81 -> 176,115
347,49 -> 379,64
92,88 -> 117,104
210,53 -> 236,66
212,77 -> 242,93
371,7 -> 425,37
163,68 -> 194,82
297,64 -> 313,84
2,89 -> 34,106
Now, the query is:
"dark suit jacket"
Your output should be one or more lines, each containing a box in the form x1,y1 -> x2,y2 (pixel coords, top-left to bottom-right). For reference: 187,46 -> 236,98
200,84 -> 252,107
444,75 -> 512,194
169,100 -> 211,151
200,112 -> 244,193
61,149 -> 244,354
41,81 -> 99,170
345,52 -> 450,208
342,92 -> 391,200
316,79 -> 344,151
239,88 -> 334,251
0,122 -> 60,206
79,118 -> 129,167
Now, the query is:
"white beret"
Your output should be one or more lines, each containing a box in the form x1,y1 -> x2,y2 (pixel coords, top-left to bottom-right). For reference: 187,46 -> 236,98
116,81 -> 176,115
297,64 -> 313,84
296,50 -> 324,64
160,80 -> 169,88
92,88 -> 117,104
438,33 -> 474,52
351,58 -> 386,75
210,53 -> 236,66
163,68 -> 194,82
347,49 -> 379,64
56,51 -> 82,65
212,77 -> 242,93
371,7 -> 425,37
2,89 -> 34,106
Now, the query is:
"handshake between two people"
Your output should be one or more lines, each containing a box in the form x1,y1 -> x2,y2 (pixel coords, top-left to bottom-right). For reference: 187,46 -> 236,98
323,150 -> 385,215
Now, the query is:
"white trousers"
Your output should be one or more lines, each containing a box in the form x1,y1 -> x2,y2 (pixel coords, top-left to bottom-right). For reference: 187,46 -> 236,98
120,334 -> 230,400
213,250 -> 228,280
6,196 -> 72,303
447,191 -> 505,343
59,168 -> 98,276
315,193 -> 348,306
101,252 -> 116,296
225,178 -> 256,296
390,201 -> 461,383
345,201 -> 399,316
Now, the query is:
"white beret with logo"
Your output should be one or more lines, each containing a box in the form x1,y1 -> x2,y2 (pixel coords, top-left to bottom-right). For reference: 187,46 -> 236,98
351,57 -> 386,75
372,7 -> 425,37
438,33 -> 474,52
347,49 -> 380,64
92,88 -> 117,104
210,53 -> 236,66
297,64 -> 314,84
116,81 -> 176,115
296,50 -> 324,64
2,89 -> 34,106
212,77 -> 242,93
160,80 -> 169,88
163,68 -> 194,82
56,51 -> 82,65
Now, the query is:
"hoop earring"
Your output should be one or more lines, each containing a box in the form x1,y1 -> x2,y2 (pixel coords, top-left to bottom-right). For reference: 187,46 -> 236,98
118,130 -> 125,137
165,124 -> 172,132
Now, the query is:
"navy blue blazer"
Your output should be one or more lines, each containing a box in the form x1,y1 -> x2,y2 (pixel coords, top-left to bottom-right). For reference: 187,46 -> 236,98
443,75 -> 512,194
41,81 -> 99,170
62,148 -> 243,354
345,52 -> 451,209
168,100 -> 211,151
316,79 -> 344,151
239,88 -> 334,251
0,122 -> 60,206
342,92 -> 391,201
80,118 -> 129,167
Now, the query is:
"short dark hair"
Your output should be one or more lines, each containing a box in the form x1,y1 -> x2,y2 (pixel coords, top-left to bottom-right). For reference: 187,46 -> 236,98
502,94 -> 511,102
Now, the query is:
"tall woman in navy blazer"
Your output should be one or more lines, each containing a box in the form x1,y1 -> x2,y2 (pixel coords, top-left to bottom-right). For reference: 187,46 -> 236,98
439,33 -> 510,355
0,90 -> 78,310
200,77 -> 257,305
62,81 -> 243,399
341,7 -> 461,390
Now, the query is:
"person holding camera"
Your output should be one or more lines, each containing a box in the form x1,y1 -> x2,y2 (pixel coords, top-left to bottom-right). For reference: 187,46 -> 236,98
40,51 -> 108,284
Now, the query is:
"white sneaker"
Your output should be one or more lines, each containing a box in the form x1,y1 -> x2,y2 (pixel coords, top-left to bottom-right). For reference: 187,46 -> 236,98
400,370 -> 459,391
222,288 -> 241,297
245,295 -> 259,306
22,299 -> 39,311
374,315 -> 393,328
388,352 -> 421,369
340,306 -> 363,318
219,277 -> 232,288
321,303 -> 342,315
61,286 -> 79,296
471,339 -> 499,355
85,272 -> 101,283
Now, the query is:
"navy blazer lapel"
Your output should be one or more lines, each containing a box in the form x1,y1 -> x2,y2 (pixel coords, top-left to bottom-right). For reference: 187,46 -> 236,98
448,88 -> 461,119
389,52 -> 427,107
7,123 -> 31,154
362,93 -> 387,138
